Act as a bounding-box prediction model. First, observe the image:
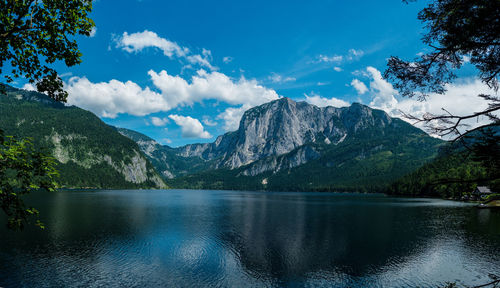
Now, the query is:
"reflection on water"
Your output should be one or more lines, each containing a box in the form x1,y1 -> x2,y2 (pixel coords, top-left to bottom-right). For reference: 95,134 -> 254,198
0,190 -> 499,287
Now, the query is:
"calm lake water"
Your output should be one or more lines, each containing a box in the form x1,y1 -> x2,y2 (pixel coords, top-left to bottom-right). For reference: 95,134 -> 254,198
1,190 -> 500,287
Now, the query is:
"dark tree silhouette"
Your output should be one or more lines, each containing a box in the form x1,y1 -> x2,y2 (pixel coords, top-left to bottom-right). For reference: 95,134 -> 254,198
0,0 -> 94,101
384,0 -> 499,140
0,0 -> 94,230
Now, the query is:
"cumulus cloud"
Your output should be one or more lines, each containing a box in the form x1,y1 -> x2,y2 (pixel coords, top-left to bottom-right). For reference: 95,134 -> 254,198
359,66 -> 498,137
216,105 -> 250,132
304,92 -> 350,108
351,79 -> 368,95
148,69 -> 279,108
151,116 -> 169,126
66,76 -> 167,118
366,66 -> 399,113
168,114 -> 212,139
116,30 -> 215,70
117,30 -> 187,57
65,69 -> 280,128
333,67 -> 343,72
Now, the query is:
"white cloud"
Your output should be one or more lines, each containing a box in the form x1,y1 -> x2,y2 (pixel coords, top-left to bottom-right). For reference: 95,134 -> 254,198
168,114 -> 212,139
148,69 -> 279,108
116,30 -> 215,70
186,48 -> 216,70
317,54 -> 343,63
333,67 -> 343,72
117,30 -> 187,57
268,73 -> 296,83
316,49 -> 364,64
151,116 -> 169,126
351,79 -> 368,95
202,117 -> 217,127
216,105 -> 250,132
223,56 -> 233,63
359,66 -> 498,137
304,92 -> 350,108
347,49 -> 364,60
65,76 -> 167,118
66,69 -> 280,129
366,66 -> 399,113
22,83 -> 36,91
89,27 -> 97,37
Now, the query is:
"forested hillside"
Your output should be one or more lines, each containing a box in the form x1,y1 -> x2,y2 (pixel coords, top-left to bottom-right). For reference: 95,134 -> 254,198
0,86 -> 165,189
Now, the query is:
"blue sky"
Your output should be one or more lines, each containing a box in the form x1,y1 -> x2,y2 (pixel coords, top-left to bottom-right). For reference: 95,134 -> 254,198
20,0 -> 490,146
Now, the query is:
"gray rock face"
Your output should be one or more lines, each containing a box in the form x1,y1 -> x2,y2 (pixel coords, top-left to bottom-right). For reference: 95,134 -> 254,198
176,98 -> 392,170
239,145 -> 322,176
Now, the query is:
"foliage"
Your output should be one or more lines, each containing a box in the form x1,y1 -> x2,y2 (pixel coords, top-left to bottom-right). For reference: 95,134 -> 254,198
0,0 -> 94,101
384,0 -> 500,198
484,193 -> 500,202
471,128 -> 500,185
0,129 -> 58,230
385,0 -> 500,140
0,85 -> 164,189
385,150 -> 488,199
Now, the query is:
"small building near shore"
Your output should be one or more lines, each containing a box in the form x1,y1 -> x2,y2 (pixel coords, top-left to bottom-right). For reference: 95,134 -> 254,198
472,186 -> 493,200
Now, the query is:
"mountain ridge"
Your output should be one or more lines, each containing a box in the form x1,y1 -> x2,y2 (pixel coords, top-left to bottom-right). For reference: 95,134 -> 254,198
0,85 -> 166,189
120,97 -> 444,191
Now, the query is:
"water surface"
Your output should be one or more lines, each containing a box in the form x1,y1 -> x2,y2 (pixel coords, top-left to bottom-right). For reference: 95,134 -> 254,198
1,190 -> 500,287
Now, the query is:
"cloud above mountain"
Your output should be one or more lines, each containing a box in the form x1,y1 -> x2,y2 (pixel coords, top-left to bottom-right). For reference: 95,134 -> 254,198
355,66 -> 498,137
65,69 -> 280,132
168,114 -> 212,138
304,92 -> 349,108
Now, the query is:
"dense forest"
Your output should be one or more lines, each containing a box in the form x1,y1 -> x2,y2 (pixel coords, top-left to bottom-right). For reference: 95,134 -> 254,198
0,86 -> 164,189
385,129 -> 500,199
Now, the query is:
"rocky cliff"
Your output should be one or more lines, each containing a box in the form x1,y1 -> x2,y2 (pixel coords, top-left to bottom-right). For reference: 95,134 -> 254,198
177,98 -> 398,169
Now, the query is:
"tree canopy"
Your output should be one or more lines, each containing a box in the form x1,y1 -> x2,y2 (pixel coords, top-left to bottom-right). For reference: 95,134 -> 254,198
0,130 -> 58,230
384,0 -> 500,194
0,0 -> 94,101
0,0 -> 94,229
385,0 -> 499,140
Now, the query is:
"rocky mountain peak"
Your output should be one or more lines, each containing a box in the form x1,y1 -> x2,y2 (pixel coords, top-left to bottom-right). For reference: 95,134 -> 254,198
175,98 -> 404,169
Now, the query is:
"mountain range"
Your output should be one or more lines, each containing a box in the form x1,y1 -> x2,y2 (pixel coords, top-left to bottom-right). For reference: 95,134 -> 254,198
121,97 -> 444,192
1,86 -> 445,191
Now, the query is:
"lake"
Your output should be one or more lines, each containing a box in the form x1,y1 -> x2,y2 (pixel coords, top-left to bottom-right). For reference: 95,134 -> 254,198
1,190 -> 500,287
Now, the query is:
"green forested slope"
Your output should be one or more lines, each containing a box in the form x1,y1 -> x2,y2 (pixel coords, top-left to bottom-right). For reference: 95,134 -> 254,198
0,86 -> 165,189
167,124 -> 443,192
384,128 -> 500,199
